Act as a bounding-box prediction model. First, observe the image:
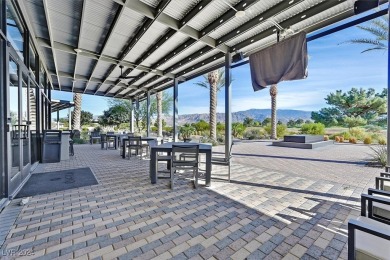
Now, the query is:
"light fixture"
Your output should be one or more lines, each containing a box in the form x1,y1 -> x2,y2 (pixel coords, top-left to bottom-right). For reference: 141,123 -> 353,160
74,48 -> 82,53
224,2 -> 246,18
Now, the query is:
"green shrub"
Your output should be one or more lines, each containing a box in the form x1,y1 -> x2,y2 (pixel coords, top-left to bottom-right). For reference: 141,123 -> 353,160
243,128 -> 268,140
277,124 -> 287,138
369,144 -> 387,167
151,126 -> 158,132
300,123 -> 325,135
200,137 -> 218,146
364,136 -> 372,144
365,125 -> 382,133
378,138 -> 387,145
341,131 -> 351,140
232,123 -> 246,138
73,138 -> 88,144
264,124 -> 287,138
349,127 -> 366,140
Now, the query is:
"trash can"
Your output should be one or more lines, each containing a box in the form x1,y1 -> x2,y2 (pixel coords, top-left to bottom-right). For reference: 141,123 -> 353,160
42,130 -> 62,163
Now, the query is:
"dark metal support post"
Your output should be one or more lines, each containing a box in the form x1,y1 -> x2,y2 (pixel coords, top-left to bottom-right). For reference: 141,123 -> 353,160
387,3 -> 390,171
57,110 -> 59,130
225,52 -> 232,160
68,107 -> 71,130
130,99 -> 134,133
173,78 -> 179,142
136,97 -> 139,133
146,91 -> 150,136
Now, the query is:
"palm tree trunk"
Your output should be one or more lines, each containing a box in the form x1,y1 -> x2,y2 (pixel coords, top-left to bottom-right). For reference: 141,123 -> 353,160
156,91 -> 163,137
210,83 -> 217,140
72,93 -> 82,130
270,85 -> 277,139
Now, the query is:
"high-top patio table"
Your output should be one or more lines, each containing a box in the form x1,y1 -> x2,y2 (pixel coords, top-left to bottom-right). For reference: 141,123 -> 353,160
121,137 -> 157,158
100,133 -> 128,150
150,142 -> 212,187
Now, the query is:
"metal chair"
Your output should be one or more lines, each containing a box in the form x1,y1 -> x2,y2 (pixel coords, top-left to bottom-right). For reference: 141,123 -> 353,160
90,131 -> 100,144
170,144 -> 199,189
127,136 -> 143,159
211,142 -> 234,182
348,189 -> 390,259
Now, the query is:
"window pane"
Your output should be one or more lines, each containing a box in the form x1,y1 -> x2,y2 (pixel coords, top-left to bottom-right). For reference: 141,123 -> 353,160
6,0 -> 24,60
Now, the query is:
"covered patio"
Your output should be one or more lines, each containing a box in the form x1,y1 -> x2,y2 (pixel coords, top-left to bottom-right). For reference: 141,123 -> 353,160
1,0 -> 390,259
0,143 -> 373,259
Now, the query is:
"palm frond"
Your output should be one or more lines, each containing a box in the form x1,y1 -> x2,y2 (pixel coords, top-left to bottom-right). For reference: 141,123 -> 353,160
361,47 -> 387,53
356,25 -> 388,41
348,39 -> 386,47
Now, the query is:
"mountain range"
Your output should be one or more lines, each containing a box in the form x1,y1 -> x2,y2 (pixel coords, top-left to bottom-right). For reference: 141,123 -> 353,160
163,109 -> 313,125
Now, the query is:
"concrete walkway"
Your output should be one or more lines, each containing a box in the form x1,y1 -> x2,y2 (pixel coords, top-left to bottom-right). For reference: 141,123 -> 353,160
0,142 -> 379,259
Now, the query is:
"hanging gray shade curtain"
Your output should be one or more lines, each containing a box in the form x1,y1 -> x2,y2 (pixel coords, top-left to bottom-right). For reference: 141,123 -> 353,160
249,31 -> 308,91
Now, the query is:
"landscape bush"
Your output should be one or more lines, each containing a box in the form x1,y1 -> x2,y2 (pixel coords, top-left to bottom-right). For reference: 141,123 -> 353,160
364,136 -> 372,145
341,131 -> 351,140
73,138 -> 88,144
300,123 -> 325,135
365,125 -> 382,133
369,144 -> 387,167
349,127 -> 366,140
232,123 -> 246,138
378,138 -> 387,145
264,124 -> 287,138
243,128 -> 268,140
335,136 -> 340,142
349,137 -> 357,144
323,135 -> 329,141
339,136 -> 344,143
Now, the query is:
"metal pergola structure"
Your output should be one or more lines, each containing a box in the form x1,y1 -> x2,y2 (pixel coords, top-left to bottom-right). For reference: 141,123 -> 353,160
18,0 -> 389,159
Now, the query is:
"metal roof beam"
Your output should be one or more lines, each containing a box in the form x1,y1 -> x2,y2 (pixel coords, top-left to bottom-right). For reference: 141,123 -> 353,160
232,0 -> 349,51
82,0 -> 129,94
100,0 -> 174,97
42,0 -> 61,90
72,0 -> 86,92
126,0 -> 351,99
120,0 -> 256,97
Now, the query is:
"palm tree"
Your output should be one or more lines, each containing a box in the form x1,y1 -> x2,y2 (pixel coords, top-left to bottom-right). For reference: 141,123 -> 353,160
194,69 -> 225,141
344,15 -> 388,52
156,91 -> 163,137
72,93 -> 82,130
270,84 -> 278,139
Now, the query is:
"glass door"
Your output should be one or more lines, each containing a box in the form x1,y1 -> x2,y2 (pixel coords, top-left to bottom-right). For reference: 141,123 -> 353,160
7,47 -> 31,197
8,57 -> 21,194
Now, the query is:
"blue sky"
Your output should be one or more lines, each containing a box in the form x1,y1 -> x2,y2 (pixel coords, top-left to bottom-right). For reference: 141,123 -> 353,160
52,17 -> 387,117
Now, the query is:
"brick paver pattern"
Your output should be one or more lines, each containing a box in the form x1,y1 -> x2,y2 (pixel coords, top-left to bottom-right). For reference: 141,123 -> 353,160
0,141 -> 379,259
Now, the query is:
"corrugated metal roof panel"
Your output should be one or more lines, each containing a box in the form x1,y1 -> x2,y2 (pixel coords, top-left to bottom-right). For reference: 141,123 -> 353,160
81,0 -> 119,53
92,62 -> 112,78
47,0 -> 82,18
103,33 -> 129,57
74,81 -> 86,90
59,77 -> 73,88
290,0 -> 354,32
24,0 -> 50,40
208,0 -> 283,39
76,56 -> 97,77
274,0 -> 324,22
79,23 -> 106,52
183,57 -> 225,79
140,0 -> 160,8
140,30 -> 189,67
170,48 -> 220,74
187,0 -> 240,31
117,8 -> 145,36
125,22 -> 170,63
158,41 -> 206,70
55,50 -> 75,74
163,0 -> 201,20
42,48 -> 56,72
85,82 -> 99,92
